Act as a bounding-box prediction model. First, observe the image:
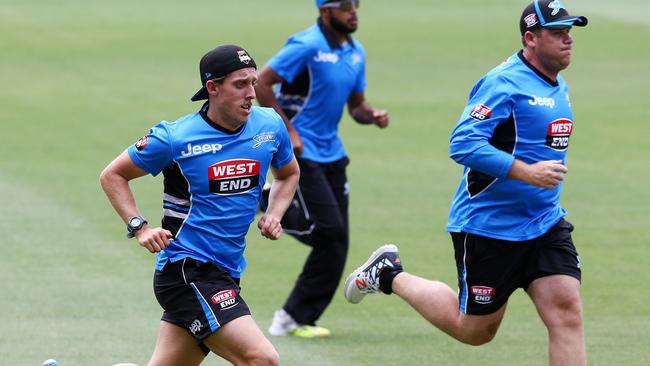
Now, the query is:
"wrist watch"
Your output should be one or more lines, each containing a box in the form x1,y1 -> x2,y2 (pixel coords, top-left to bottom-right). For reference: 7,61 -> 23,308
126,216 -> 148,238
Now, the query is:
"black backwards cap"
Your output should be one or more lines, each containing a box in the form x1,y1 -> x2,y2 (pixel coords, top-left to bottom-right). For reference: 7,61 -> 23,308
520,0 -> 588,35
190,44 -> 257,102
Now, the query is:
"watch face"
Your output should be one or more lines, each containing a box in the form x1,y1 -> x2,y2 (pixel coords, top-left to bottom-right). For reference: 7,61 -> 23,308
131,218 -> 142,227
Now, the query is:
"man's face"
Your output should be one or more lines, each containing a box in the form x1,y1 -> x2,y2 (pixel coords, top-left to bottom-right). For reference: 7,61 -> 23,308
530,27 -> 574,72
210,68 -> 257,126
327,2 -> 359,34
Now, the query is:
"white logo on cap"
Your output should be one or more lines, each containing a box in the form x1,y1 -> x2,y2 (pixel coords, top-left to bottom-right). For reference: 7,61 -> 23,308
238,50 -> 252,64
548,0 -> 565,16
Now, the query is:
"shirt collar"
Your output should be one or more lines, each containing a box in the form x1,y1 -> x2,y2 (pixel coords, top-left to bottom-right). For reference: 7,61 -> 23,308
199,102 -> 245,135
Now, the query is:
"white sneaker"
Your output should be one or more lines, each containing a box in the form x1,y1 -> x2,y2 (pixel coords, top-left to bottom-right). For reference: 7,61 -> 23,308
268,309 -> 331,338
268,309 -> 298,336
343,244 -> 402,304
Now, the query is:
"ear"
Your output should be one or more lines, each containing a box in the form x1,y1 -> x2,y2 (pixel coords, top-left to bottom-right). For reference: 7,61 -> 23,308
523,30 -> 538,49
319,8 -> 330,22
206,79 -> 219,98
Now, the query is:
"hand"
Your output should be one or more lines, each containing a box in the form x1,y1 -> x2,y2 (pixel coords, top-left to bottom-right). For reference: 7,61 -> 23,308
372,109 -> 389,128
257,214 -> 283,240
288,128 -> 304,155
523,160 -> 568,189
135,226 -> 173,253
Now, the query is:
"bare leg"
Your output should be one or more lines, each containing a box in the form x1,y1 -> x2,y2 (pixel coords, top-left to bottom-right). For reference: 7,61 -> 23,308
392,272 -> 507,345
147,321 -> 206,366
203,315 -> 279,366
528,275 -> 586,366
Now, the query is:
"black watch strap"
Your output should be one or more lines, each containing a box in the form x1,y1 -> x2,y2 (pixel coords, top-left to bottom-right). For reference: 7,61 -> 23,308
126,216 -> 148,239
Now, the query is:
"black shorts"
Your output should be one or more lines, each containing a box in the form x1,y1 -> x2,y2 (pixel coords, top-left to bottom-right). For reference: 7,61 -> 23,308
451,219 -> 581,315
153,258 -> 251,352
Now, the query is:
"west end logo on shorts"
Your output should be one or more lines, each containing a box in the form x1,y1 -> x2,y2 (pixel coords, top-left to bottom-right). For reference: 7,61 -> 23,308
181,143 -> 223,157
252,132 -> 276,148
545,118 -> 573,151
208,159 -> 260,195
469,104 -> 492,121
211,290 -> 238,310
471,286 -> 495,304
135,135 -> 148,151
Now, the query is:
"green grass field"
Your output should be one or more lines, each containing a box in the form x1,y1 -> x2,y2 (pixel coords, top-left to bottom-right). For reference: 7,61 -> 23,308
2,0 -> 649,365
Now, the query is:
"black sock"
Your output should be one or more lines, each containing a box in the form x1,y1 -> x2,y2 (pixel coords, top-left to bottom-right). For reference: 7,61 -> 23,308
379,268 -> 402,295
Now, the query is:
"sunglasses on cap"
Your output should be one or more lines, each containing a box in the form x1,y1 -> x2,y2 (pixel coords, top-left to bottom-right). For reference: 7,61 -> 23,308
321,0 -> 359,11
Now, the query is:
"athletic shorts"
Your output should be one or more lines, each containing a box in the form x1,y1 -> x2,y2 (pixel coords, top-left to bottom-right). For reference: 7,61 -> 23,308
451,218 -> 581,315
153,258 -> 251,353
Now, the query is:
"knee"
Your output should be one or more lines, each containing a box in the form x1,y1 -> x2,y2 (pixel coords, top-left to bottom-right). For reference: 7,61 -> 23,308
243,348 -> 280,366
548,298 -> 583,329
459,327 -> 498,346
563,303 -> 583,328
454,319 -> 500,346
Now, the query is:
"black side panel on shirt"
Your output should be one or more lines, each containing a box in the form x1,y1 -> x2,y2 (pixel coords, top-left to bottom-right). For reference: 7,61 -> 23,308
162,162 -> 190,236
278,69 -> 311,120
467,113 -> 516,197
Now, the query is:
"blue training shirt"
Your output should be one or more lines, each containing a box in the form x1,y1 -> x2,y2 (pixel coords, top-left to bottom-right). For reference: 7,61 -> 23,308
447,51 -> 575,241
128,105 -> 294,277
267,20 -> 367,163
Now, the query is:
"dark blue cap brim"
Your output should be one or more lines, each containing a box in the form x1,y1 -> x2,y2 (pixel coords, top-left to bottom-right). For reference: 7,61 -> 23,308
544,15 -> 588,29
190,86 -> 208,102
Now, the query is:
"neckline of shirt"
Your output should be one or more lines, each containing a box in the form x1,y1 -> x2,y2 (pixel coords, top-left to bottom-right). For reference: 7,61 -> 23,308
317,17 -> 356,51
199,102 -> 245,135
516,50 -> 559,87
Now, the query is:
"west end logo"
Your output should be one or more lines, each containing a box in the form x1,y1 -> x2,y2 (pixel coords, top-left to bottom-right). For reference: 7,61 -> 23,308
208,159 -> 260,195
238,50 -> 252,64
524,13 -> 538,28
545,118 -> 573,151
548,0 -> 565,16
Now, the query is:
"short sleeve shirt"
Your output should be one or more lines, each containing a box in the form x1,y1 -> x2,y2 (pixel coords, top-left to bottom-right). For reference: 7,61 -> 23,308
128,106 -> 294,277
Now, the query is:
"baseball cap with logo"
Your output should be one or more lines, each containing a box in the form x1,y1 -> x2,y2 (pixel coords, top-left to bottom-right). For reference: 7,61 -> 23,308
190,44 -> 257,102
520,0 -> 588,35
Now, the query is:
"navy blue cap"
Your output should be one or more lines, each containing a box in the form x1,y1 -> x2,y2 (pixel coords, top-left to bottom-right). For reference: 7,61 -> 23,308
190,44 -> 257,102
520,0 -> 588,35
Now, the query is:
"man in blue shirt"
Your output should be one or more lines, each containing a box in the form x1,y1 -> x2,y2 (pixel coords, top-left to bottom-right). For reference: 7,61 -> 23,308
344,1 -> 588,364
100,44 -> 299,366
255,0 -> 389,338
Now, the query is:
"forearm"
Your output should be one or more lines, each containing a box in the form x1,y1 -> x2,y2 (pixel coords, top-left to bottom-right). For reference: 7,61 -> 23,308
99,170 -> 141,224
349,101 -> 375,124
450,142 -> 515,179
266,173 -> 299,219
